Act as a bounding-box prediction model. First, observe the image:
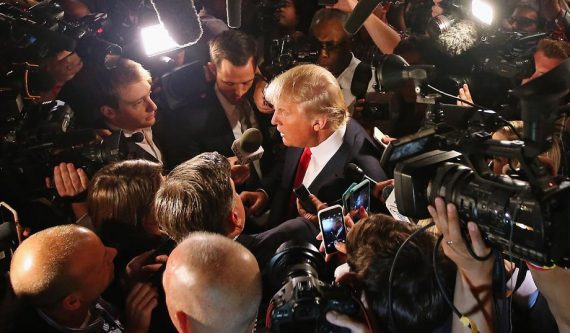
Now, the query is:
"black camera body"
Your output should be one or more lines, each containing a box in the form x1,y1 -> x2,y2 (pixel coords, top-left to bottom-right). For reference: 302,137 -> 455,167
0,1 -> 121,68
475,31 -> 542,80
267,35 -> 319,78
266,241 -> 361,333
270,276 -> 359,333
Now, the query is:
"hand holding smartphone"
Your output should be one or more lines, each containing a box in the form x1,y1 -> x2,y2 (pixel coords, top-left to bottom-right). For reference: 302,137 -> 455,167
294,185 -> 317,214
318,205 -> 347,255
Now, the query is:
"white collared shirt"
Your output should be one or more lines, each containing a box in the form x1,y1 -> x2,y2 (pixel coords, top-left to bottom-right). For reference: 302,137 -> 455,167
337,54 -> 376,112
302,123 -> 347,187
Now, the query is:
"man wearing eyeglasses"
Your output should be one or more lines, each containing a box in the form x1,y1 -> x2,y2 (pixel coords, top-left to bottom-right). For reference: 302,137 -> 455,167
503,4 -> 543,33
309,8 -> 376,113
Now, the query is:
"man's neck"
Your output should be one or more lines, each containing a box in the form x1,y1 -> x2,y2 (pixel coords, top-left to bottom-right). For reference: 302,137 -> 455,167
312,128 -> 336,147
42,304 -> 90,329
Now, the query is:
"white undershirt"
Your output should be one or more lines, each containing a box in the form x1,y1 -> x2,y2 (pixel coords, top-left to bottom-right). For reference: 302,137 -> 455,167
302,124 -> 347,187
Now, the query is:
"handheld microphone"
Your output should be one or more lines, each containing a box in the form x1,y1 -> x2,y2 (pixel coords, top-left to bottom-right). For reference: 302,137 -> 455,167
344,0 -> 383,35
150,0 -> 203,46
231,128 -> 264,165
226,0 -> 242,29
344,163 -> 378,184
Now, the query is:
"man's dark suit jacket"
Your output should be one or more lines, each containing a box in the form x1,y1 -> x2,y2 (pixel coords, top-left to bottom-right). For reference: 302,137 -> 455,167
237,216 -> 320,270
156,85 -> 276,179
266,118 -> 386,227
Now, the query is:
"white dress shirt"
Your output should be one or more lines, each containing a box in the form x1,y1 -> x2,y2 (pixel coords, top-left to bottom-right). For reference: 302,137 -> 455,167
336,54 -> 376,112
302,123 -> 347,187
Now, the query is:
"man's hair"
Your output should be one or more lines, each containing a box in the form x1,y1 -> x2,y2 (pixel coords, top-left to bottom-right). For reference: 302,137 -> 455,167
537,39 -> 570,60
309,8 -> 349,35
88,159 -> 163,231
347,214 -> 455,333
93,58 -> 151,110
209,30 -> 258,68
10,225 -> 92,308
154,152 -> 233,242
264,64 -> 348,130
164,232 -> 261,333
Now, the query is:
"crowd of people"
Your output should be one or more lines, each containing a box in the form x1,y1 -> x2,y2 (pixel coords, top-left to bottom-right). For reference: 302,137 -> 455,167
2,0 -> 570,332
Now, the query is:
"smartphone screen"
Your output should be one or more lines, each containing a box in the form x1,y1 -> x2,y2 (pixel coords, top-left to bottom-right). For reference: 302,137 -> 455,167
349,181 -> 370,214
318,205 -> 346,254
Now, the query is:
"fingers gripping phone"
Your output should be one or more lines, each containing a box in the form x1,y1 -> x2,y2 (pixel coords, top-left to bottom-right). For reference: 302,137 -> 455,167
318,205 -> 347,255
293,185 -> 317,214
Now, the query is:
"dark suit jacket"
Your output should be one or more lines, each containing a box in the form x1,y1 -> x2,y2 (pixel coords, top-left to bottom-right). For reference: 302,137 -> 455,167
267,118 -> 386,227
156,84 -> 277,186
236,216 -> 320,270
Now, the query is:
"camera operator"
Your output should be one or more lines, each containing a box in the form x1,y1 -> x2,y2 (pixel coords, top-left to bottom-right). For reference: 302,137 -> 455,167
162,232 -> 262,333
9,224 -> 158,333
309,8 -> 376,115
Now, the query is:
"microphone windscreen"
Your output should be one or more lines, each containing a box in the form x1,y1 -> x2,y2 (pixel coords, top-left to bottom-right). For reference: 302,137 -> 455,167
344,0 -> 383,35
344,163 -> 365,182
226,0 -> 242,29
240,128 -> 263,153
150,0 -> 203,46
437,20 -> 478,57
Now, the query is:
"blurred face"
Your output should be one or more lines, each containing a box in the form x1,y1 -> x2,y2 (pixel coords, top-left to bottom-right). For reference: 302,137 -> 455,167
271,100 -> 317,147
508,8 -> 538,33
74,233 -> 117,303
278,0 -> 299,30
213,58 -> 256,105
432,0 -> 444,17
312,20 -> 352,77
523,50 -> 563,83
109,80 -> 157,132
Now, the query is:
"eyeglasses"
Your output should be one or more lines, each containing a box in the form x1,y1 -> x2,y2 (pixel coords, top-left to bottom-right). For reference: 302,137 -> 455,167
311,39 -> 348,52
509,16 -> 537,29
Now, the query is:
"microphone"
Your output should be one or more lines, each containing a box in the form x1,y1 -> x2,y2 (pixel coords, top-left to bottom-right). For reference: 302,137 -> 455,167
344,0 -> 383,35
226,0 -> 242,29
150,0 -> 203,46
344,163 -> 378,184
231,128 -> 264,165
436,20 -> 478,57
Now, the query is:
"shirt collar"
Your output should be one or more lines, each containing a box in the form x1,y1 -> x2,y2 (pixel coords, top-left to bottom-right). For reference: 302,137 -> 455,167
106,123 -> 152,138
310,123 -> 347,164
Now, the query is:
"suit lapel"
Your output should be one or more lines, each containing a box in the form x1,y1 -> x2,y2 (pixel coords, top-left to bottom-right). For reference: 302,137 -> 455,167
283,147 -> 303,188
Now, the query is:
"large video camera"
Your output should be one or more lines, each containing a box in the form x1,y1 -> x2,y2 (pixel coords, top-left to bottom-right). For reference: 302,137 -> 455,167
0,68 -> 125,198
267,35 -> 319,78
378,54 -> 570,268
0,0 -> 121,68
265,241 -> 361,333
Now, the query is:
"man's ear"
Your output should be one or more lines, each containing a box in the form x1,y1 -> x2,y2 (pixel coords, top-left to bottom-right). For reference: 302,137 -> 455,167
312,115 -> 328,132
205,62 -> 217,82
175,311 -> 190,333
227,205 -> 240,229
61,294 -> 81,312
100,105 -> 117,121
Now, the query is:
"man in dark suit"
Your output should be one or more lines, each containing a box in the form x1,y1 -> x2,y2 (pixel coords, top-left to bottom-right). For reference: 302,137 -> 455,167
159,30 -> 275,177
154,152 -> 319,270
240,64 -> 386,227
92,58 -> 163,164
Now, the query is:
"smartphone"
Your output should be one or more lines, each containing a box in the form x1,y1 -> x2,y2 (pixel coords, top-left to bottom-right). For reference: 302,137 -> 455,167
293,185 -> 317,214
318,205 -> 347,255
347,179 -> 370,222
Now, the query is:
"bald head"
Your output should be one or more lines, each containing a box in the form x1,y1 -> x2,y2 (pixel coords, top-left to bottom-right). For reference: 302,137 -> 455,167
163,232 -> 261,333
10,225 -> 116,310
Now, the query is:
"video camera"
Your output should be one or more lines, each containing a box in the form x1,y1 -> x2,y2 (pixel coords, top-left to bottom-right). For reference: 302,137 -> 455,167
378,54 -> 570,268
265,241 -> 362,333
0,0 -> 121,68
267,35 -> 319,78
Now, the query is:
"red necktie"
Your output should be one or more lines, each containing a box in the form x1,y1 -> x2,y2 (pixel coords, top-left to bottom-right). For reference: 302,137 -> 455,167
289,147 -> 312,216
